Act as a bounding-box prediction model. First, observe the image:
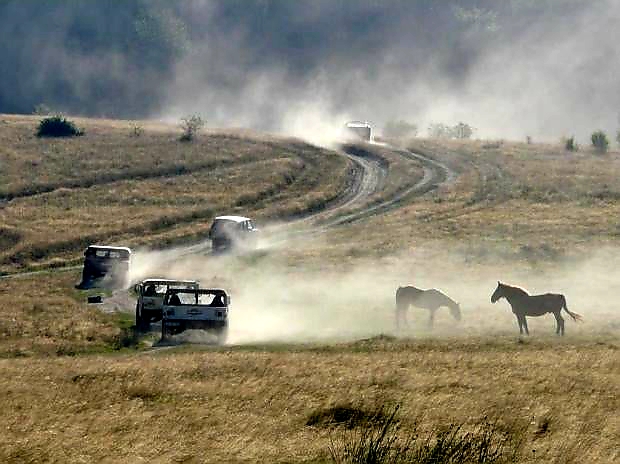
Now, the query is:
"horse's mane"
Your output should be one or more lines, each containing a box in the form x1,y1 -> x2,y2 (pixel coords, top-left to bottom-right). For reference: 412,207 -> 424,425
501,283 -> 530,296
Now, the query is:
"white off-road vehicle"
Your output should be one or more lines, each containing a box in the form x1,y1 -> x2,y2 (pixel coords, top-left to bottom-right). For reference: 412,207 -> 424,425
161,288 -> 230,343
208,215 -> 258,253
344,121 -> 372,141
134,278 -> 199,332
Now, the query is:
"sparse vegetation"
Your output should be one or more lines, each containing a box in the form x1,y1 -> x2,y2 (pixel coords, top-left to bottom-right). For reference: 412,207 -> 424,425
36,114 -> 84,137
179,114 -> 205,142
428,122 -> 474,139
591,130 -> 609,153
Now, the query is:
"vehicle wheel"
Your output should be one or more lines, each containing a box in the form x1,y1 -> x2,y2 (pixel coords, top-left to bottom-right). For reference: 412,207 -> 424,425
161,320 -> 170,341
136,306 -> 149,332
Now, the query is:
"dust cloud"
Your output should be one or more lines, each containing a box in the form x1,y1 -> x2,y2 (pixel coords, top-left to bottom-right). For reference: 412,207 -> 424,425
165,0 -> 620,144
4,2 -> 620,144
128,232 -> 620,345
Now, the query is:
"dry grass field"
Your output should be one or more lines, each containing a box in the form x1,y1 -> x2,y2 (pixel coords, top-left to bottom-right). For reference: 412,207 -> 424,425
1,116 -> 619,463
0,115 -> 350,273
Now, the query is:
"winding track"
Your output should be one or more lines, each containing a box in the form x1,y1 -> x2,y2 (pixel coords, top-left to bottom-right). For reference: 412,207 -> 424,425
0,141 -> 455,279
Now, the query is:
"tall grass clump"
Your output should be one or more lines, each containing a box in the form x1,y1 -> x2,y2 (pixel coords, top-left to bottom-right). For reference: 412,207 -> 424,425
179,114 -> 205,142
36,115 -> 84,137
591,130 -> 609,153
327,404 -> 521,464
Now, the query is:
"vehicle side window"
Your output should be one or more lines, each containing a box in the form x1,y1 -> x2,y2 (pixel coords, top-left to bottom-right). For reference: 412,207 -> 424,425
198,293 -> 215,305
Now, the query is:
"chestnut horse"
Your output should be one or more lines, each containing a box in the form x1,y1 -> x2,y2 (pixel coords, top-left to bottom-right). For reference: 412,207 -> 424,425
491,281 -> 582,336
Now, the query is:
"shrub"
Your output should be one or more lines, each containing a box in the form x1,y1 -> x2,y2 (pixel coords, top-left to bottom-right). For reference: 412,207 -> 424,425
591,130 -> 609,153
383,120 -> 418,139
564,136 -> 578,152
179,114 -> 205,142
453,122 -> 474,139
36,115 -> 84,137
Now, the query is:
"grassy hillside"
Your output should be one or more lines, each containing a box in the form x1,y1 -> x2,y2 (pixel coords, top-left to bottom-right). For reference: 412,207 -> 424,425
1,118 -> 619,463
0,115 -> 351,272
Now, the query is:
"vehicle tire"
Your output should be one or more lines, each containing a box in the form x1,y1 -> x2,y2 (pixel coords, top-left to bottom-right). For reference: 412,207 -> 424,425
136,305 -> 149,332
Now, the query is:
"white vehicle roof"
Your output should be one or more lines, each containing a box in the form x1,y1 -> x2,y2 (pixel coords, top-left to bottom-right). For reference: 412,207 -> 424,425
140,278 -> 198,285
167,287 -> 228,294
345,121 -> 372,128
86,245 -> 132,253
213,215 -> 252,223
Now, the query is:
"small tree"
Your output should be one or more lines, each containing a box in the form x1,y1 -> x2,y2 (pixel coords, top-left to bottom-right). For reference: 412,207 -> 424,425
591,130 -> 609,153
453,122 -> 474,139
179,114 -> 205,142
564,136 -> 578,152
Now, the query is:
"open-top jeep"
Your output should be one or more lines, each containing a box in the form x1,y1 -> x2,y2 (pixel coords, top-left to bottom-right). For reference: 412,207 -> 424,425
76,245 -> 131,289
161,288 -> 230,343
134,278 -> 199,332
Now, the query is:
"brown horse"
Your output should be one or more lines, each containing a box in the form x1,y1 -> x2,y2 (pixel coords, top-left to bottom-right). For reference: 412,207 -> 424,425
491,281 -> 583,336
395,286 -> 461,329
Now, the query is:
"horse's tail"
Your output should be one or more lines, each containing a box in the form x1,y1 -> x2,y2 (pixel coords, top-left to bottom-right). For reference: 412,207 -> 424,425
561,295 -> 583,322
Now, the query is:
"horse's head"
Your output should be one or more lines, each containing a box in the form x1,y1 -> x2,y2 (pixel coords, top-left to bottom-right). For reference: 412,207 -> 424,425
491,281 -> 504,303
450,302 -> 462,321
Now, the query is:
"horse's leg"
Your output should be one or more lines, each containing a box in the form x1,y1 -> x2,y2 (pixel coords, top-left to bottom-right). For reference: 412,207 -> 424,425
515,313 -> 524,335
522,315 -> 530,335
554,311 -> 565,336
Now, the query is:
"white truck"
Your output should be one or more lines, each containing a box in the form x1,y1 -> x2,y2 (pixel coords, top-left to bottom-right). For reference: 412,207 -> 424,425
161,288 -> 230,343
134,278 -> 199,332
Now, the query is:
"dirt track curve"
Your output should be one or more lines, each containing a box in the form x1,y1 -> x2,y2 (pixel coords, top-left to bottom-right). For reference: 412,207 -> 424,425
0,141 -> 455,279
